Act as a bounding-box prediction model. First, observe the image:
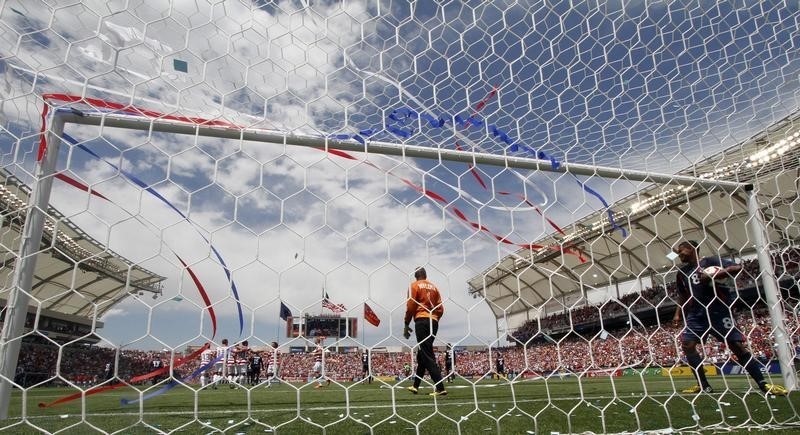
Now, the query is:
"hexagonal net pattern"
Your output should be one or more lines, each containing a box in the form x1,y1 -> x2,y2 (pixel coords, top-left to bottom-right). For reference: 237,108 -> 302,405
0,1 -> 800,434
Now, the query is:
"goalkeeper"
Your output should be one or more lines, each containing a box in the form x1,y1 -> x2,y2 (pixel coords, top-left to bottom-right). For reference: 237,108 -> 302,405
672,240 -> 787,396
403,267 -> 447,397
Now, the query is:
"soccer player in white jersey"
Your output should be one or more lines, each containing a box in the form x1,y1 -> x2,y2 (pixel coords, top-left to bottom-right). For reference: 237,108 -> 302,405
234,340 -> 250,386
200,346 -> 214,388
225,346 -> 237,388
312,337 -> 331,389
150,353 -> 164,385
264,341 -> 279,388
213,338 -> 229,389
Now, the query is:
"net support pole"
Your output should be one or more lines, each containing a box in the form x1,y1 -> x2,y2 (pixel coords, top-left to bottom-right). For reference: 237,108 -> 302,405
746,185 -> 797,391
0,113 -> 64,419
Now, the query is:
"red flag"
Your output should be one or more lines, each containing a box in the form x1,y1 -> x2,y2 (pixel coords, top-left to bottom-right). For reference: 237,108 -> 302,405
364,303 -> 381,327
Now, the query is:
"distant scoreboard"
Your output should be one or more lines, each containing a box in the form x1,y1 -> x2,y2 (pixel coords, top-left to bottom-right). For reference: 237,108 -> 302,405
286,315 -> 358,338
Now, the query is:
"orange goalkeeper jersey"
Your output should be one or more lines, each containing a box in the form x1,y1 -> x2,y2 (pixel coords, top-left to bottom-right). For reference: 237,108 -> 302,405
405,279 -> 444,323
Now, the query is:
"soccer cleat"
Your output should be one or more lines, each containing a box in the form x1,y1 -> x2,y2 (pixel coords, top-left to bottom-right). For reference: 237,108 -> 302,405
429,390 -> 448,397
763,383 -> 788,396
406,386 -> 418,394
681,385 -> 713,394
314,384 -> 323,389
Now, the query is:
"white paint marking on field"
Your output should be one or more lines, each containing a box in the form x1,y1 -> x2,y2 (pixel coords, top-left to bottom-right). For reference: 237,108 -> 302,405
12,390 -> 745,422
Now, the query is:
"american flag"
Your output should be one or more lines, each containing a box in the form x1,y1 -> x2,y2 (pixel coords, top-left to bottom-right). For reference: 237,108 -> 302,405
322,292 -> 346,313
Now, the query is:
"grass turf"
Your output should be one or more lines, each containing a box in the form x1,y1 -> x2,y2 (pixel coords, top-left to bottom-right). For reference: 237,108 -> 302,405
4,375 -> 800,434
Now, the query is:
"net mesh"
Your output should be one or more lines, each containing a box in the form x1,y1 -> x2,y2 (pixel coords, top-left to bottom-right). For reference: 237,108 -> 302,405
0,1 -> 799,434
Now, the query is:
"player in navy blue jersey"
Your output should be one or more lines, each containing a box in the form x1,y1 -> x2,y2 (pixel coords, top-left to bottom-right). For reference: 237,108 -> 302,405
444,344 -> 455,383
248,350 -> 262,386
495,354 -> 508,381
361,350 -> 372,384
672,240 -> 786,395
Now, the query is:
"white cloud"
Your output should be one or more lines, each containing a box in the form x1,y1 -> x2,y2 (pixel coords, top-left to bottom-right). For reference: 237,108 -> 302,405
100,307 -> 126,320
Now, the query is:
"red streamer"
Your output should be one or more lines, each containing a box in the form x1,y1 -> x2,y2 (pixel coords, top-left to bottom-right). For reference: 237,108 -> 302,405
41,93 -> 584,262
38,343 -> 209,408
36,102 -> 49,162
177,256 -> 217,339
42,94 -> 238,128
52,174 -> 219,335
451,87 -> 583,261
54,173 -> 108,200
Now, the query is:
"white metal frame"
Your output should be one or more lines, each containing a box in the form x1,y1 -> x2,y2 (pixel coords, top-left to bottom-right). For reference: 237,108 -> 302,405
0,109 -> 794,419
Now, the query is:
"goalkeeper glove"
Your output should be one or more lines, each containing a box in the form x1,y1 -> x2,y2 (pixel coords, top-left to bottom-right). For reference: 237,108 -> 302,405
403,325 -> 413,339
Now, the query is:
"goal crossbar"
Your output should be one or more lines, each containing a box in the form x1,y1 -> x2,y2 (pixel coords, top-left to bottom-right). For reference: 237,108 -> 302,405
57,110 -> 746,192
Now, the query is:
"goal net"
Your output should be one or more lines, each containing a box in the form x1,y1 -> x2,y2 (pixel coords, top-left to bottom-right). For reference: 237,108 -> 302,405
0,1 -> 799,434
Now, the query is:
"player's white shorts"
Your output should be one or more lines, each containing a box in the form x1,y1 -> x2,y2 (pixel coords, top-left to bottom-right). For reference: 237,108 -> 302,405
266,364 -> 276,376
313,361 -> 322,374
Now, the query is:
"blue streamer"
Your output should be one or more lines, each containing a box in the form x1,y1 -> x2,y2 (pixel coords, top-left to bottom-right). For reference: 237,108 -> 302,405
572,174 -> 628,237
62,133 -> 246,335
120,354 -> 223,406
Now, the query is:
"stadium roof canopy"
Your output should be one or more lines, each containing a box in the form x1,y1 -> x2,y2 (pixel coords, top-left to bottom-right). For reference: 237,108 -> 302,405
469,110 -> 800,322
0,169 -> 165,319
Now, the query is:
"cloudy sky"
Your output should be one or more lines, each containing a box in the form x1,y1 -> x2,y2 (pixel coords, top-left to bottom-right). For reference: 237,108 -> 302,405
0,0 -> 799,351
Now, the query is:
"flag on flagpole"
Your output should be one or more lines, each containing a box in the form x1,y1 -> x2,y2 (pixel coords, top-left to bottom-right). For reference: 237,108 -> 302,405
279,302 -> 292,321
322,292 -> 346,313
364,303 -> 381,327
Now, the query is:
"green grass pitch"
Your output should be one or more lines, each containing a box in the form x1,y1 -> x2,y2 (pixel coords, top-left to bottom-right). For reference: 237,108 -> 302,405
4,376 -> 800,434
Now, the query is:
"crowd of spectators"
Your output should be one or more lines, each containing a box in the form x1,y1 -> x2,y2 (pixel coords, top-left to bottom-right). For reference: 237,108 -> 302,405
14,305 -> 797,386
14,249 -> 800,386
15,343 -> 163,387
515,249 -> 800,342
